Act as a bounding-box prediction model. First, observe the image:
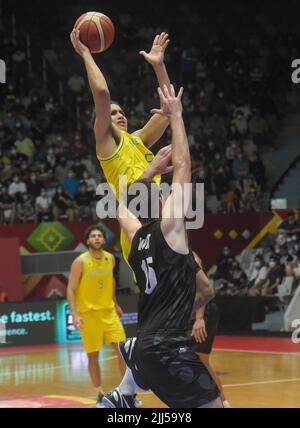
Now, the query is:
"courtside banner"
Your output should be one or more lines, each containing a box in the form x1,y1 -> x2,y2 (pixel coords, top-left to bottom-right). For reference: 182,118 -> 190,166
0,301 -> 56,347
0,296 -> 138,347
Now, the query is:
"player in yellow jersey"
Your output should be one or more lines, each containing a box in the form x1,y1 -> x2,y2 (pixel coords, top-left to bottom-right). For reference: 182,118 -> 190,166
67,224 -> 126,408
70,29 -> 172,263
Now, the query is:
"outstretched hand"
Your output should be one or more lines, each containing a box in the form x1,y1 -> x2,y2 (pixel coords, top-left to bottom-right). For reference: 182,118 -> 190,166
70,28 -> 90,57
151,84 -> 184,118
139,32 -> 170,67
151,145 -> 173,175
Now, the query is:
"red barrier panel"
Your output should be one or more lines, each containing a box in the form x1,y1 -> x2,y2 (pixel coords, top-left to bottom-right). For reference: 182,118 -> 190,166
0,238 -> 23,301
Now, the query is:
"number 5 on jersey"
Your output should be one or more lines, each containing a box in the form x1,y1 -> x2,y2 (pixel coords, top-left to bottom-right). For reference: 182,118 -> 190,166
141,257 -> 157,295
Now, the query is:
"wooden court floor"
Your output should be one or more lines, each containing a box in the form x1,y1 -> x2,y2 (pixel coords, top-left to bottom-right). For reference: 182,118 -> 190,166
1,337 -> 300,408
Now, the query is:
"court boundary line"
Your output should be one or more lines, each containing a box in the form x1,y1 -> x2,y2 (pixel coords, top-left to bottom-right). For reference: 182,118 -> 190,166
223,377 -> 300,388
215,347 -> 300,356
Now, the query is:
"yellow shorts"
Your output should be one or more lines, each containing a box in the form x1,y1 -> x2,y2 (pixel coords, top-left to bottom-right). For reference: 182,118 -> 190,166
78,308 -> 126,354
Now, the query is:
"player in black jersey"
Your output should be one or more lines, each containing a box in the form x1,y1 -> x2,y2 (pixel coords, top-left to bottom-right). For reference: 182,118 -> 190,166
189,252 -> 231,408
102,84 -> 221,408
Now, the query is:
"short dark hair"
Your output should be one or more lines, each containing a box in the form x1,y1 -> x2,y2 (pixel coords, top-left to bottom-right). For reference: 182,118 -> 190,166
90,101 -> 121,127
125,179 -> 160,224
84,224 -> 106,241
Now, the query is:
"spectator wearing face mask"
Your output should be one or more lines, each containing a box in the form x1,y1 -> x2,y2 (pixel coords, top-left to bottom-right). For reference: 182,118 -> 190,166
247,255 -> 269,297
52,185 -> 74,221
17,194 -> 36,223
81,171 -> 97,192
213,246 -> 232,280
248,108 -> 269,147
204,140 -> 217,162
212,152 -> 228,174
284,254 -> 296,278
26,173 -> 43,198
74,183 -> 94,221
248,152 -> 266,189
0,185 -> 16,224
71,159 -> 87,180
54,156 -> 68,182
35,188 -> 52,221
19,159 -> 30,179
286,235 -> 299,254
8,175 -> 27,202
226,260 -> 248,295
261,255 -> 284,296
4,147 -> 27,168
46,147 -> 57,169
230,110 -> 248,139
232,150 -> 250,190
37,163 -> 53,187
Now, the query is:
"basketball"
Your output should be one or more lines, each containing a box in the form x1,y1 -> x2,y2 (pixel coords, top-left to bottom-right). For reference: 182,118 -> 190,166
74,11 -> 115,53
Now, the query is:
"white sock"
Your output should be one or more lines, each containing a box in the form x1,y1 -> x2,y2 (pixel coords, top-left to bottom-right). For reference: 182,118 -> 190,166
223,400 -> 231,408
119,368 -> 139,396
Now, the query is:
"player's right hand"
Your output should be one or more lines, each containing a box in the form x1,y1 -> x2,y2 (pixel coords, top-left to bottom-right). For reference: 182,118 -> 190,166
191,318 -> 207,343
151,145 -> 173,175
151,84 -> 183,118
70,28 -> 90,56
73,314 -> 84,330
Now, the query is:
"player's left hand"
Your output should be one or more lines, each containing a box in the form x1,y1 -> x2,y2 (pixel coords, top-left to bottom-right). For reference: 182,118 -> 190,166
139,32 -> 170,67
191,318 -> 207,343
115,304 -> 124,317
151,84 -> 183,118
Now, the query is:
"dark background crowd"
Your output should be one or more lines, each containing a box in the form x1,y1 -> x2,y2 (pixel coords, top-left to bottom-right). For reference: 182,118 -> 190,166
211,211 -> 300,307
1,0 -> 300,224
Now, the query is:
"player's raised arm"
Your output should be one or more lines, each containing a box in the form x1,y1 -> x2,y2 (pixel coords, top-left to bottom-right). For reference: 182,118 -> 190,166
152,84 -> 191,254
133,33 -> 171,148
70,29 -> 120,158
116,201 -> 142,244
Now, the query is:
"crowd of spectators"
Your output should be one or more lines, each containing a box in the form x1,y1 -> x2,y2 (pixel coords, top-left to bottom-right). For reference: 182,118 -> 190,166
212,211 -> 300,306
1,0 -> 300,224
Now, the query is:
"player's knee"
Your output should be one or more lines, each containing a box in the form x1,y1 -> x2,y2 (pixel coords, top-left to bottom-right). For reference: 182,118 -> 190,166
87,352 -> 99,362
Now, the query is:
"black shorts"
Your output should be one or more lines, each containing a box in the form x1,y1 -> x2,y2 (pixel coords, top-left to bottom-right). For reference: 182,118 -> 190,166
188,301 -> 220,354
119,333 -> 220,408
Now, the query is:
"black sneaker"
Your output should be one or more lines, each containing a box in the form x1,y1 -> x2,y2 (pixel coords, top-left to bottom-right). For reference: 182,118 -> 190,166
102,387 -> 136,408
96,392 -> 105,408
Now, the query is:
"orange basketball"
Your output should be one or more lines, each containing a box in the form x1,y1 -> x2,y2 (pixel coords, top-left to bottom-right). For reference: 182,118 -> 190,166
74,11 -> 115,53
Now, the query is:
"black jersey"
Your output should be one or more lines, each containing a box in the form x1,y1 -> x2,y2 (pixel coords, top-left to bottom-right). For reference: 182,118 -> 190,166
128,220 -> 200,335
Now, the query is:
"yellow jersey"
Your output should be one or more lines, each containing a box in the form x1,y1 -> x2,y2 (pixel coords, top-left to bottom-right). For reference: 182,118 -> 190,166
97,130 -> 161,263
76,250 -> 115,313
